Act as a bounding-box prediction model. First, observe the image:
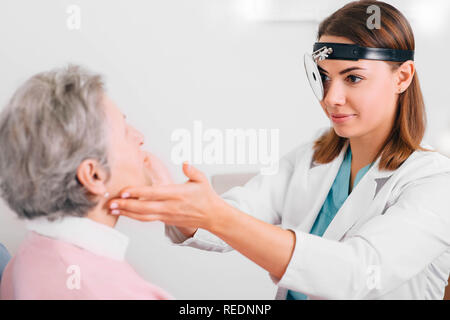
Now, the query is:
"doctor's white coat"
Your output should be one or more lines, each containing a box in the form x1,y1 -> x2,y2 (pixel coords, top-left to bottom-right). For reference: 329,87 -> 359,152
166,130 -> 450,299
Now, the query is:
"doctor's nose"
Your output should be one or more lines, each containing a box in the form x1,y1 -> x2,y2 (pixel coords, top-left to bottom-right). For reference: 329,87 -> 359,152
322,81 -> 346,107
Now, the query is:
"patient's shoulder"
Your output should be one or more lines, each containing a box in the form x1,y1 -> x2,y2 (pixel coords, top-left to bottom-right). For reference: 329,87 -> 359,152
9,232 -> 172,299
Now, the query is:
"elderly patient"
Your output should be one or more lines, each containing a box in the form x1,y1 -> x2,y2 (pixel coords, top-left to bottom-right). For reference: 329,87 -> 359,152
0,65 -> 172,300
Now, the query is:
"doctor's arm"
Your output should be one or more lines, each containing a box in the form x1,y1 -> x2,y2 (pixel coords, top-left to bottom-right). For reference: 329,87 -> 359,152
111,161 -> 450,298
109,153 -> 300,279
199,194 -> 297,280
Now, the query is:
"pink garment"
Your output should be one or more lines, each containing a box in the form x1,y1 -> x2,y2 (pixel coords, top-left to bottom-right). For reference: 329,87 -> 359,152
0,232 -> 172,300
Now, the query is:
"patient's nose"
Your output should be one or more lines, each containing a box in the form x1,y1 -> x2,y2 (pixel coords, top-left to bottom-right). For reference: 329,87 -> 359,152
137,131 -> 144,146
130,126 -> 144,146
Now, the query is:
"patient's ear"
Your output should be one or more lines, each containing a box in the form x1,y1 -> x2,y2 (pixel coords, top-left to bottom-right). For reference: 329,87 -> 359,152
76,159 -> 108,196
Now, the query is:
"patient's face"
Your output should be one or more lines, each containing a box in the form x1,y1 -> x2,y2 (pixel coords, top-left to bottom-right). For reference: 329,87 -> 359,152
102,94 -> 150,196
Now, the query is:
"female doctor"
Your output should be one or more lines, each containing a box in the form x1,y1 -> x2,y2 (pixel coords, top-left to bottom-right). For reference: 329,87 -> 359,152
108,1 -> 450,299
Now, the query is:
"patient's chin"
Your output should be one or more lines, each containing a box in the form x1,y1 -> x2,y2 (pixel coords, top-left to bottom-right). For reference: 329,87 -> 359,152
142,170 -> 153,186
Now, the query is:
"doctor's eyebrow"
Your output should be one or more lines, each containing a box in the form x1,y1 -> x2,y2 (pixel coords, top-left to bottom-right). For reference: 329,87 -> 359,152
318,65 -> 367,75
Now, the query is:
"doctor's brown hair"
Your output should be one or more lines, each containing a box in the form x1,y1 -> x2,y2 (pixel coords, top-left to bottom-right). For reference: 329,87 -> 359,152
312,0 -> 429,170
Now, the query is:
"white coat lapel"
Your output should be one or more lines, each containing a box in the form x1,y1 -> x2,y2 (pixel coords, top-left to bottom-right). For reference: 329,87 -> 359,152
296,142 -> 350,234
322,151 -> 394,241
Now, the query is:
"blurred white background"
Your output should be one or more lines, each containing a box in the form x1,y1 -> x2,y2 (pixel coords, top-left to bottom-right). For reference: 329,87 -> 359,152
0,0 -> 449,299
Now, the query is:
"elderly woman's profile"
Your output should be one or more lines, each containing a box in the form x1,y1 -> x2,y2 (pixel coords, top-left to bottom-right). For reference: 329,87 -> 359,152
0,65 -> 172,299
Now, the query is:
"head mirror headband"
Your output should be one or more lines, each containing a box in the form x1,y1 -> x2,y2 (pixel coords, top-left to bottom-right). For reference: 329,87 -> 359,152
304,42 -> 414,101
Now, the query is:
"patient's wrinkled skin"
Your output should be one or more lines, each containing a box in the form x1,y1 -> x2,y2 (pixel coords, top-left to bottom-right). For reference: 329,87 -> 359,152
80,94 -> 152,227
102,94 -> 150,193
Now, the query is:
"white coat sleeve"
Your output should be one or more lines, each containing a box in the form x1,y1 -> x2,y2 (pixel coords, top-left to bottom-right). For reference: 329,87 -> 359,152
273,172 -> 450,299
164,143 -> 301,252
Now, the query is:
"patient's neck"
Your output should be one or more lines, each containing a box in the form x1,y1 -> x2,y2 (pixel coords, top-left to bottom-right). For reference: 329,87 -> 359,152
86,202 -> 119,228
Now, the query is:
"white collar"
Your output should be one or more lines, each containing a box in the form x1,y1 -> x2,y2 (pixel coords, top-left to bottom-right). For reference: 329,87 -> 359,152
25,216 -> 129,261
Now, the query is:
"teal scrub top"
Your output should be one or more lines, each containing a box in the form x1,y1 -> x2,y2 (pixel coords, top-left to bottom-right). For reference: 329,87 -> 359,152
287,146 -> 373,300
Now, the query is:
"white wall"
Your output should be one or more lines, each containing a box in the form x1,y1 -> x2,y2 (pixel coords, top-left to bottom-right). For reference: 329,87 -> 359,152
0,0 -> 449,299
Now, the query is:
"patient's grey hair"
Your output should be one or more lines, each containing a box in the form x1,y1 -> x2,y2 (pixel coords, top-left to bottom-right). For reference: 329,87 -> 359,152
0,65 -> 110,221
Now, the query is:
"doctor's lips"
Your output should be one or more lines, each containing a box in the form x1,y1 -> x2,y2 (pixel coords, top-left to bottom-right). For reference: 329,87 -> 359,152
330,113 -> 356,124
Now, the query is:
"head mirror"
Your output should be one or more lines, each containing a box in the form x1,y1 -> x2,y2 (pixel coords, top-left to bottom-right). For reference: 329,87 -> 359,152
304,42 -> 414,101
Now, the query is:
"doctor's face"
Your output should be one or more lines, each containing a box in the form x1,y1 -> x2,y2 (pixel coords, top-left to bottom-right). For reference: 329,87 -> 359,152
102,94 -> 151,196
317,35 -> 399,140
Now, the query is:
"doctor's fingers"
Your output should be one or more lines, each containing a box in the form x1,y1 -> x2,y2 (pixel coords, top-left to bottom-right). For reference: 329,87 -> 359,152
109,198 -> 177,216
114,209 -> 164,222
115,209 -> 197,227
119,184 -> 185,201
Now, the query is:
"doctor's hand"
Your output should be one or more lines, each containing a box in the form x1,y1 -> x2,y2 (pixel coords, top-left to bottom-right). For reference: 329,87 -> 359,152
110,160 -> 296,280
108,162 -> 228,235
141,154 -> 200,237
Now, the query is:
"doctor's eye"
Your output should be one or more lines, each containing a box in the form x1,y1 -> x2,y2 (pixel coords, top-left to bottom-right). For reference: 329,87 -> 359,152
320,73 -> 330,83
346,75 -> 363,84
